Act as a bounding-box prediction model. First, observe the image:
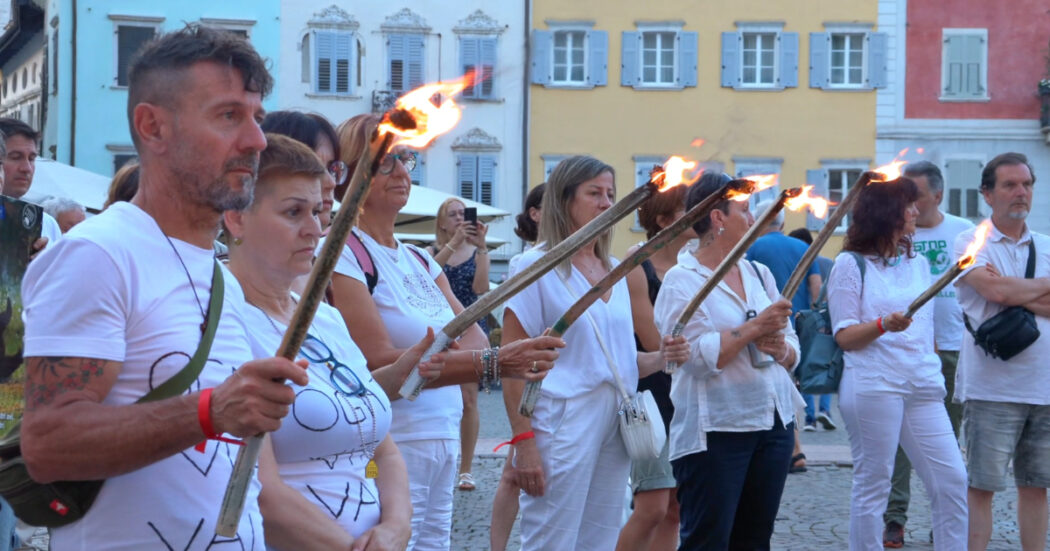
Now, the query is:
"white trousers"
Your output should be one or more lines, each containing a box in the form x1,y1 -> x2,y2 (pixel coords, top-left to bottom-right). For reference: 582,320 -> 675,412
398,438 -> 458,551
839,368 -> 968,551
518,385 -> 630,551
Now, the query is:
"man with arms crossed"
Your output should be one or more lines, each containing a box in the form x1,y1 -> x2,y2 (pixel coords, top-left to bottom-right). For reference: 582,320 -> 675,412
20,26 -> 307,549
955,152 -> 1050,551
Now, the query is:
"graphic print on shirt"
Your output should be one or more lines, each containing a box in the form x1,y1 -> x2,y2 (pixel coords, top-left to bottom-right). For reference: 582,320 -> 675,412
402,272 -> 448,317
914,238 -> 951,275
147,352 -> 230,476
147,512 -> 258,551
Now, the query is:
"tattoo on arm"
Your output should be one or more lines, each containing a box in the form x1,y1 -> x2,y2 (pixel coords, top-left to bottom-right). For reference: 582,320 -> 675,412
731,330 -> 741,339
24,357 -> 110,412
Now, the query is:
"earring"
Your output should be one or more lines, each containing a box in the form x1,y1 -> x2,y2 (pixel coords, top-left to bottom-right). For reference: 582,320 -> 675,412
233,237 -> 243,246
717,227 -> 725,236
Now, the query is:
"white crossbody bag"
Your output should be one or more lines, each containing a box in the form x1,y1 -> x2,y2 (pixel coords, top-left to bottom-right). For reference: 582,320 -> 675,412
559,273 -> 665,461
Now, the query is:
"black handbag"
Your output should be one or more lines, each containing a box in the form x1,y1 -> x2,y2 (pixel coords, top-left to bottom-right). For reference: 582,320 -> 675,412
0,261 -> 224,527
964,240 -> 1040,361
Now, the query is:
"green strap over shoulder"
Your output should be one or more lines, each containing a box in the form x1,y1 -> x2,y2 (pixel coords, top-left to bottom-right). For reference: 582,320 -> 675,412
137,261 -> 225,403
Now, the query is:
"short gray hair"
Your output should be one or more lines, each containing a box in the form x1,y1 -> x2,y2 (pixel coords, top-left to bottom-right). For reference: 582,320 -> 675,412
41,196 -> 86,218
754,199 -> 784,228
903,160 -> 944,193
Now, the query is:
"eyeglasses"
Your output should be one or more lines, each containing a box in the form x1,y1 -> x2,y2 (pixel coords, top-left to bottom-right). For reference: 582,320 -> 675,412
378,150 -> 418,175
327,160 -> 348,186
299,334 -> 367,397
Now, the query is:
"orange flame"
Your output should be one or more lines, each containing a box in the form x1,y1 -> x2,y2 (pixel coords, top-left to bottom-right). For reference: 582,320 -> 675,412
958,221 -> 991,269
690,138 -> 706,148
872,148 -> 911,181
653,156 -> 701,192
783,185 -> 831,218
728,173 -> 779,202
376,72 -> 474,148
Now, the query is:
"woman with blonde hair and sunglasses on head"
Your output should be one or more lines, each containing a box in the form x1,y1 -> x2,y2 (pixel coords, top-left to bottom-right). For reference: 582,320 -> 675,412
326,114 -> 564,551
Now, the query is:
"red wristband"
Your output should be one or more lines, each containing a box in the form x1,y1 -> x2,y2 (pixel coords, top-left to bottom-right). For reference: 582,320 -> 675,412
493,431 -> 535,452
195,388 -> 244,452
876,317 -> 886,334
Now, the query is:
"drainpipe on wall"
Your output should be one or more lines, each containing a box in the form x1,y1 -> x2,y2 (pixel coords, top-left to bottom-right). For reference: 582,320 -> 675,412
69,0 -> 76,164
520,0 -> 530,256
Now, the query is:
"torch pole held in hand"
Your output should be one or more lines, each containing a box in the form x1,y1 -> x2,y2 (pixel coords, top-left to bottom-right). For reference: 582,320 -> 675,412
665,188 -> 799,373
215,126 -> 395,538
904,261 -> 966,319
398,179 -> 663,400
517,180 -> 742,416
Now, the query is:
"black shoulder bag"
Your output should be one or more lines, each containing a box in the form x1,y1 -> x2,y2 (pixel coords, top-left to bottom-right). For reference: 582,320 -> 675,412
0,261 -> 225,527
964,240 -> 1041,361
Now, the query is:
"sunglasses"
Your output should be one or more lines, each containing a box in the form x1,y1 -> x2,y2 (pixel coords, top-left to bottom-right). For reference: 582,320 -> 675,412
327,160 -> 348,187
379,151 -> 418,175
299,334 -> 368,397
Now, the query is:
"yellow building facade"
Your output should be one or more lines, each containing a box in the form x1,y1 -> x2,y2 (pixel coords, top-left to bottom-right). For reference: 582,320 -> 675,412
528,0 -> 880,256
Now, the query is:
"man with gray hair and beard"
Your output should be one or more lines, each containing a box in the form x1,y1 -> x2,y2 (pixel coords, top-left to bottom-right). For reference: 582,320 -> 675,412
953,152 -> 1050,551
19,25 -> 307,549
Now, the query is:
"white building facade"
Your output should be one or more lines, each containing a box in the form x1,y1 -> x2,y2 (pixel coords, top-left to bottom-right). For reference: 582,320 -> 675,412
277,3 -> 527,264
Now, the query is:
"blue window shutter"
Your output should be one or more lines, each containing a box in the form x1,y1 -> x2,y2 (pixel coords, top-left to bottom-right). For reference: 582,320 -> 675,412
315,31 -> 335,93
621,31 -> 640,86
479,155 -> 496,206
809,32 -> 829,89
721,32 -> 740,88
479,38 -> 497,97
806,169 -> 828,230
407,34 -> 425,89
458,155 -> 478,201
679,31 -> 698,87
461,37 -> 479,97
530,30 -> 553,86
868,32 -> 889,89
587,30 -> 608,87
334,33 -> 352,94
779,32 -> 799,88
388,33 -> 405,90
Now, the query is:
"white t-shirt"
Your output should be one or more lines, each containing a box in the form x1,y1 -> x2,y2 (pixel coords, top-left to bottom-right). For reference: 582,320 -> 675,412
331,228 -> 462,442
913,212 -> 975,351
505,247 -> 638,400
243,300 -> 391,540
21,201 -> 264,550
827,252 -> 942,393
41,211 -> 61,247
954,223 -> 1050,405
653,251 -> 803,461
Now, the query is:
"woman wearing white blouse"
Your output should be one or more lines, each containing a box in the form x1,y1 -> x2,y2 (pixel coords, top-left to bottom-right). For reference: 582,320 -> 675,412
827,177 -> 967,551
653,173 -> 804,550
502,156 -> 690,551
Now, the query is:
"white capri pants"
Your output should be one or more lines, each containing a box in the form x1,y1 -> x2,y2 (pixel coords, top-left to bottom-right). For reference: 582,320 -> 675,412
517,384 -> 630,551
838,367 -> 967,551
397,438 -> 458,551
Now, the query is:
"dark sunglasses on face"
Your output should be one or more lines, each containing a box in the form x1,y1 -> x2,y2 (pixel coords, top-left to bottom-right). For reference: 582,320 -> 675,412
378,150 -> 418,175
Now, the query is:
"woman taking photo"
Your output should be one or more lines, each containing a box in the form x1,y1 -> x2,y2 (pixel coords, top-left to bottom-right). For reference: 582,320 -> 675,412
502,155 -> 689,551
426,197 -> 490,491
652,173 -> 804,550
225,134 -> 439,549
827,177 -> 966,551
328,114 -> 563,551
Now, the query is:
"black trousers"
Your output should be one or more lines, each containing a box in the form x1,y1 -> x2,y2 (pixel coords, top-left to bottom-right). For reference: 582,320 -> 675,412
672,413 -> 794,551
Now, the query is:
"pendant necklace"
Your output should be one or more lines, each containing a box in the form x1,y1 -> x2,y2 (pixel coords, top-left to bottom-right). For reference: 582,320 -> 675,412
163,234 -> 209,334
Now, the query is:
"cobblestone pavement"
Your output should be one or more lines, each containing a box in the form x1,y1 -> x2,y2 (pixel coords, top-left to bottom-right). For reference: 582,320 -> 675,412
452,391 -> 1050,550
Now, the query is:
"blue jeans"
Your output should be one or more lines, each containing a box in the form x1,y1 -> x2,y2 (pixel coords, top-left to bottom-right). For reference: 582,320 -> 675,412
803,393 -> 831,424
672,413 -> 794,550
0,497 -> 18,551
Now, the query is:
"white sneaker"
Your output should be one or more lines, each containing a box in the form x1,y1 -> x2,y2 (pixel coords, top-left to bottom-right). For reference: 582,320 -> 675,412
803,422 -> 817,432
